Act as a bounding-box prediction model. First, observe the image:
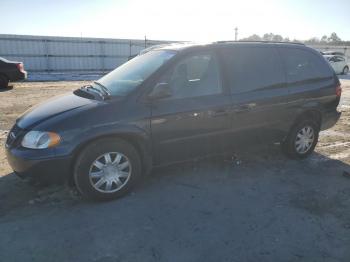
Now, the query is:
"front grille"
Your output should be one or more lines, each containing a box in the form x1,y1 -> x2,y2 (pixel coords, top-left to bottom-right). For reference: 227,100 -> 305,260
5,124 -> 24,148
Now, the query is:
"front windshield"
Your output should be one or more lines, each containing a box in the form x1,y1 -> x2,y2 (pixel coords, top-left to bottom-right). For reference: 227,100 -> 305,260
96,50 -> 176,96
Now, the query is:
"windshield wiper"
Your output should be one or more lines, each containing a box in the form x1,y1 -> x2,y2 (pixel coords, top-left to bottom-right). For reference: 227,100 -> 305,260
81,85 -> 104,99
74,88 -> 97,100
80,84 -> 110,100
93,81 -> 112,99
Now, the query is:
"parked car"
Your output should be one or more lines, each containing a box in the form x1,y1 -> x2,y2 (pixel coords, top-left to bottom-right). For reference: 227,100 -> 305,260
321,51 -> 346,56
323,55 -> 349,75
5,42 -> 341,200
0,57 -> 27,88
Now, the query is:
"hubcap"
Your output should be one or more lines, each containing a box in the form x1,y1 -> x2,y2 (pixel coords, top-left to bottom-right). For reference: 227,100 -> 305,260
89,152 -> 131,193
295,126 -> 315,154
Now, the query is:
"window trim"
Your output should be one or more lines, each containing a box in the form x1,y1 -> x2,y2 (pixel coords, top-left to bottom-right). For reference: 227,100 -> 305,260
150,50 -> 225,101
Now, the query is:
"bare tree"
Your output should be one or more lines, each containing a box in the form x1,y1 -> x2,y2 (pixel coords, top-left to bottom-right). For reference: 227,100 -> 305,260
240,34 -> 261,41
321,35 -> 328,43
305,37 -> 320,44
328,32 -> 341,43
239,32 -> 346,44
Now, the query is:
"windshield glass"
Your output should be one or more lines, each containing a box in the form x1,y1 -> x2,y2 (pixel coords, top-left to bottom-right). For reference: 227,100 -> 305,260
96,50 -> 176,96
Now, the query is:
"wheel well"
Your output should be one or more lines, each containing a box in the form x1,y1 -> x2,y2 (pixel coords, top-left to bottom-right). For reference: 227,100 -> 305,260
295,110 -> 322,128
67,134 -> 152,186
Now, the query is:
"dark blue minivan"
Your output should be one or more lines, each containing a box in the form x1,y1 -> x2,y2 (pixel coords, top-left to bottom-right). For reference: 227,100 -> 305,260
5,41 -> 341,200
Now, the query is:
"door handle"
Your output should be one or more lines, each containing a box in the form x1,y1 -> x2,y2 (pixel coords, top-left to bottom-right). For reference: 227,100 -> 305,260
233,103 -> 256,113
211,109 -> 229,117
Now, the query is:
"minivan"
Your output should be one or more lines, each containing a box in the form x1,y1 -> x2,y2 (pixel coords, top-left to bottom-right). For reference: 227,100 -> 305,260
5,41 -> 341,200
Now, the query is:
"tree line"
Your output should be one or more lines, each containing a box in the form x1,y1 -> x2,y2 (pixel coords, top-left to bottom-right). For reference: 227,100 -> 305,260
240,32 -> 349,45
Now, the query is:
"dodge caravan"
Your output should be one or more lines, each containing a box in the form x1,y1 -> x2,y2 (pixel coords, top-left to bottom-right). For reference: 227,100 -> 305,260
5,42 -> 341,200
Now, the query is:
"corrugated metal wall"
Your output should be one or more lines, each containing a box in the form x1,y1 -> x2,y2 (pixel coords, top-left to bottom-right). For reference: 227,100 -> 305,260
0,34 -> 169,73
1,35 -> 348,74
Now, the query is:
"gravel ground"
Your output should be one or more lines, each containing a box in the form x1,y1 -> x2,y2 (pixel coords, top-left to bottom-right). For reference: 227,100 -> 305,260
1,78 -> 350,262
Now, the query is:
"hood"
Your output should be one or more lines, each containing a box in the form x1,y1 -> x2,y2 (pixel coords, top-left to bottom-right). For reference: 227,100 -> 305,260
17,93 -> 95,129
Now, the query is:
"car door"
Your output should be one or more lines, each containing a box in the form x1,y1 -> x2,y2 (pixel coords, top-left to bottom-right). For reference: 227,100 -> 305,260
336,56 -> 346,73
327,56 -> 337,73
218,45 -> 289,145
333,56 -> 342,74
149,51 -> 232,164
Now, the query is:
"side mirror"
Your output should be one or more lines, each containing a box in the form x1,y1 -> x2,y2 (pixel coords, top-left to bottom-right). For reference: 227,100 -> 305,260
148,83 -> 172,100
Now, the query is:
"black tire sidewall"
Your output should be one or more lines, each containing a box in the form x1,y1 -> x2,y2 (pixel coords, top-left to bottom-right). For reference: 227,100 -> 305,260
283,120 -> 319,159
74,138 -> 141,201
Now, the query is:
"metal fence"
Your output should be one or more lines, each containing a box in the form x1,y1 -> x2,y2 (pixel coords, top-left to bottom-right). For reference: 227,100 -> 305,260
0,34 -> 169,73
1,35 -> 349,75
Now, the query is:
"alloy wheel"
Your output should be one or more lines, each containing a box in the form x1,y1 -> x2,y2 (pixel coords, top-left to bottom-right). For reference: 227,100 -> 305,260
89,152 -> 132,193
294,126 -> 315,154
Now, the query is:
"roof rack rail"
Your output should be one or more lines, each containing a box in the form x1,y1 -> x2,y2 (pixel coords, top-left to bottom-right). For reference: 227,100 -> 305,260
214,40 -> 305,45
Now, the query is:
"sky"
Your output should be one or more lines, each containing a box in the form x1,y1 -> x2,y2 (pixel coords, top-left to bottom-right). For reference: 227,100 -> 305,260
1,0 -> 349,41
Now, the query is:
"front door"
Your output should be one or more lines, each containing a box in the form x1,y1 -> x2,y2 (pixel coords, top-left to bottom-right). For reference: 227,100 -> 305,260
150,51 -> 232,164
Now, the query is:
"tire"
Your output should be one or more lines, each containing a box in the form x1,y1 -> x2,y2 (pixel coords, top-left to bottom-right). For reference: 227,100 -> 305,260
74,138 -> 141,201
282,119 -> 319,159
342,66 -> 349,75
0,74 -> 9,89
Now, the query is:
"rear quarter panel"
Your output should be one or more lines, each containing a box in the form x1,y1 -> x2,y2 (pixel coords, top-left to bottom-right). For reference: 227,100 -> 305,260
276,45 -> 338,128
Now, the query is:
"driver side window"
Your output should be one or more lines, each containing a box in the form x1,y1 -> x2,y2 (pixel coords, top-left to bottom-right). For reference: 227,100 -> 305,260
160,52 -> 222,99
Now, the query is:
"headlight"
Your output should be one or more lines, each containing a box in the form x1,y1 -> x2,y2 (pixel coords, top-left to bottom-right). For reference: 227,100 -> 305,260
21,131 -> 61,149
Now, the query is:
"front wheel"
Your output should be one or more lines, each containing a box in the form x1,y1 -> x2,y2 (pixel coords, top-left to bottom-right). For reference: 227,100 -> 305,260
342,66 -> 349,75
74,138 -> 141,201
282,120 -> 319,159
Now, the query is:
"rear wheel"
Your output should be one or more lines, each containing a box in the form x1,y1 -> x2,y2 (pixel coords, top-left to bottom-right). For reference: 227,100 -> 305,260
0,75 -> 8,89
343,66 -> 349,75
74,138 -> 141,201
282,120 -> 319,159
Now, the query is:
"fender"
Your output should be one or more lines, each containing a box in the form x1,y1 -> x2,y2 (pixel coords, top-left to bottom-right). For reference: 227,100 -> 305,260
54,123 -> 153,175
290,102 -> 322,130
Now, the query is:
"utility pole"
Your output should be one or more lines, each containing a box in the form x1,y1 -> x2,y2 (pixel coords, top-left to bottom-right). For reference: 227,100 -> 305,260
234,27 -> 238,41
144,35 -> 147,48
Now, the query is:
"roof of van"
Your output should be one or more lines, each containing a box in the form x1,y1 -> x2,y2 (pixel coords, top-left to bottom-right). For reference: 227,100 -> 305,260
152,41 -> 306,52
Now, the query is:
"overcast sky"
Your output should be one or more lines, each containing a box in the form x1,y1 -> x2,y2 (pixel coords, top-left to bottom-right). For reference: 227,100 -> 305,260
1,0 -> 349,41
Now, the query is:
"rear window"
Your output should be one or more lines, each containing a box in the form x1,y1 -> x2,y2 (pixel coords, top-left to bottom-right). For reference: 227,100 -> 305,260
219,46 -> 284,94
335,56 -> 345,62
279,47 -> 332,83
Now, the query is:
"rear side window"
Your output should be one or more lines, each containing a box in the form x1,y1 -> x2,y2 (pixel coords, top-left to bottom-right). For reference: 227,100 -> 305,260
279,47 -> 332,83
219,46 -> 284,94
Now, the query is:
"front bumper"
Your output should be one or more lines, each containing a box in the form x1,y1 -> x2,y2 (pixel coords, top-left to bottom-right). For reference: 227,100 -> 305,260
321,110 -> 341,130
5,147 -> 72,184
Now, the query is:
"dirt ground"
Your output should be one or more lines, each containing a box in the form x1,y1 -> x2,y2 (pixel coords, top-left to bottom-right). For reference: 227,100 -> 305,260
1,78 -> 350,261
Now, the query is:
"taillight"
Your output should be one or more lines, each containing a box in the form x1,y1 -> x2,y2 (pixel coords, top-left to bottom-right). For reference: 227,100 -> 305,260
335,83 -> 342,97
16,63 -> 25,73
